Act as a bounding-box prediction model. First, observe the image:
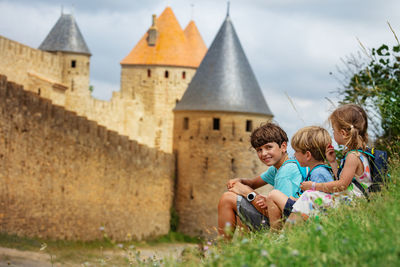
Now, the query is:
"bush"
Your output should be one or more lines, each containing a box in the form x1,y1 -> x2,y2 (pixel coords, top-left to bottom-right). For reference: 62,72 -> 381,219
335,29 -> 400,152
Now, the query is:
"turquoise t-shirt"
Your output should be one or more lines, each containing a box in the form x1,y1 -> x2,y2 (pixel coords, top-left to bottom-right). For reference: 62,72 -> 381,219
260,161 -> 304,198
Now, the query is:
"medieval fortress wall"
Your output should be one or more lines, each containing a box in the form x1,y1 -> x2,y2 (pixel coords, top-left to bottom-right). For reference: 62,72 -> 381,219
0,75 -> 175,241
0,36 -> 194,154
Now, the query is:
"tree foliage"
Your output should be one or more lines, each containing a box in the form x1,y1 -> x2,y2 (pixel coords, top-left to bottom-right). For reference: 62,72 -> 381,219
337,36 -> 400,150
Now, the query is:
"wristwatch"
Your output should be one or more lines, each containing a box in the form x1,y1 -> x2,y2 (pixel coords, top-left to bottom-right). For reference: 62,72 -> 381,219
246,192 -> 257,202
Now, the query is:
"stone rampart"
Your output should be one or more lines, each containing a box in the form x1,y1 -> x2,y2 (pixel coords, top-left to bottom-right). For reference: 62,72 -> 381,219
0,75 -> 175,241
0,36 -> 63,88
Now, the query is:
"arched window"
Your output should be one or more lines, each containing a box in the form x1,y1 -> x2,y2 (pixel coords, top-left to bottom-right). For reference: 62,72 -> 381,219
147,69 -> 151,78
165,70 -> 169,78
182,71 -> 186,79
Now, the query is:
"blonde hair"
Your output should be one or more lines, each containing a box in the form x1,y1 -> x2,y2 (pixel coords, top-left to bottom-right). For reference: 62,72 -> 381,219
329,104 -> 368,152
291,126 -> 331,161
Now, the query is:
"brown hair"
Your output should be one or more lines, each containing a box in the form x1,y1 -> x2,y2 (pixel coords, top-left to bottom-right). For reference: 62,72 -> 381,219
250,122 -> 288,149
291,126 -> 331,161
329,104 -> 368,151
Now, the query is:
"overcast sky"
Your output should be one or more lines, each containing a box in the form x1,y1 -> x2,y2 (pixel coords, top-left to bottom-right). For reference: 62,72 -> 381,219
1,0 -> 399,152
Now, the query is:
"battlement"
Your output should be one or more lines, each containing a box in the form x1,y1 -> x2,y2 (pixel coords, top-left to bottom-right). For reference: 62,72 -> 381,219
0,74 -> 172,165
0,74 -> 175,241
0,36 -> 62,74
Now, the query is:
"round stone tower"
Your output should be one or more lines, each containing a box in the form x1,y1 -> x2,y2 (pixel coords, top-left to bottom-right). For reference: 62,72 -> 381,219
39,13 -> 91,97
173,13 -> 273,237
120,7 -> 206,152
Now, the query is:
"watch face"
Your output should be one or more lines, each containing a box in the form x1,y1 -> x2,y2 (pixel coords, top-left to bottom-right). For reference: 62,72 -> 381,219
247,192 -> 255,201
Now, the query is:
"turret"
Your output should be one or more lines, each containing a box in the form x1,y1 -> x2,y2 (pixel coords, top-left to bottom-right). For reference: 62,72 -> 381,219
39,13 -> 91,96
119,7 -> 206,152
173,12 -> 273,237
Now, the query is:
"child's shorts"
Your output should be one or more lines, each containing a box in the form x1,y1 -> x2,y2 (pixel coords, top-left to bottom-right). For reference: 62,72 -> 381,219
283,198 -> 296,218
236,195 -> 270,231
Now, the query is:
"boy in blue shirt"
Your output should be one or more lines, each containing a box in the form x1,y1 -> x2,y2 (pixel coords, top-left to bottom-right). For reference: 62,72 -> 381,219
218,123 -> 306,239
255,126 -> 334,231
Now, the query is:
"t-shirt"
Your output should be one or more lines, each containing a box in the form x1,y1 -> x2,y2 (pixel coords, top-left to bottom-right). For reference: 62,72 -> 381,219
260,161 -> 304,198
309,166 -> 334,183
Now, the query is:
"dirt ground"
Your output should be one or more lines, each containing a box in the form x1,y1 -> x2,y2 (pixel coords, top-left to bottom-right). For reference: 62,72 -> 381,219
0,243 -> 199,266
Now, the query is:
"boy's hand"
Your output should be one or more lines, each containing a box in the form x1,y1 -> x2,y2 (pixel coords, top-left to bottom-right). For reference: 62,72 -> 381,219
300,181 -> 312,191
227,178 -> 242,189
229,182 -> 252,197
255,195 -> 268,209
326,144 -> 336,164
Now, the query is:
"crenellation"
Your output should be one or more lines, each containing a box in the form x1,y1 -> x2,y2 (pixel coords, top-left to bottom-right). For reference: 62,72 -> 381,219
97,125 -> 107,141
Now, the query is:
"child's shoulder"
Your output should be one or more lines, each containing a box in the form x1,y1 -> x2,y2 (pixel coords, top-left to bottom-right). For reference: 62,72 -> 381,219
310,166 -> 334,182
280,159 -> 307,177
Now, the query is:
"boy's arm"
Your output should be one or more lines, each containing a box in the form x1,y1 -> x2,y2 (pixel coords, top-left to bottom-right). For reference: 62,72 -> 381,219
229,183 -> 269,216
243,176 -> 268,189
227,176 -> 266,190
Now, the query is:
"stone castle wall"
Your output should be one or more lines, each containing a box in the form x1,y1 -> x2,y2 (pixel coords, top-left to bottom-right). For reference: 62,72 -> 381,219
0,75 -> 175,241
0,36 -> 91,105
173,111 -> 273,237
0,36 -> 195,154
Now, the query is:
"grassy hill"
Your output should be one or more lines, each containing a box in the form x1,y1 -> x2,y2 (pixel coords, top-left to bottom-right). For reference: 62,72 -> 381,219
169,160 -> 400,267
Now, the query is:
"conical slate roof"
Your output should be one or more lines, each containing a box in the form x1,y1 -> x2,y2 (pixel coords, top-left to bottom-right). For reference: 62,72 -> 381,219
39,13 -> 91,55
174,15 -> 272,116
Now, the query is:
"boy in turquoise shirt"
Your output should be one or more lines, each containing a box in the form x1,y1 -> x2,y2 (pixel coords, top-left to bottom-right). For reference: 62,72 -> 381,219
217,123 -> 305,239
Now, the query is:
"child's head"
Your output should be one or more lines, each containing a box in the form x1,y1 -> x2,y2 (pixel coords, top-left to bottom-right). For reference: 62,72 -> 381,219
251,122 -> 288,149
329,104 -> 368,150
291,126 -> 331,163
251,122 -> 288,166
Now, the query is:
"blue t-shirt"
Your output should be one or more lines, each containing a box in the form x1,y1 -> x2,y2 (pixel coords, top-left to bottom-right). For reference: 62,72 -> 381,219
260,161 -> 304,198
309,166 -> 334,183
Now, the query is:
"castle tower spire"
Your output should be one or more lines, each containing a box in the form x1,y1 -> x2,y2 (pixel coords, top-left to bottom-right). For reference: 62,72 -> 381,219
175,14 -> 272,116
39,13 -> 90,55
184,20 -> 207,68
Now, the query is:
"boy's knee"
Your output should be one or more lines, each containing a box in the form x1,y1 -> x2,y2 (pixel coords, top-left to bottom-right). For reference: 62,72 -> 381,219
218,191 -> 237,209
267,189 -> 280,200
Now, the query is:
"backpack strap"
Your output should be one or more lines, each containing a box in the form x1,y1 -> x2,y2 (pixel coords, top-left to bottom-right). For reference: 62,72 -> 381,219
282,159 -> 309,198
281,159 -> 309,180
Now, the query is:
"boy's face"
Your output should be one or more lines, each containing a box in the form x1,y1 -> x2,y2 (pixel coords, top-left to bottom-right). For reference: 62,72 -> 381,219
256,142 -> 287,167
294,150 -> 310,167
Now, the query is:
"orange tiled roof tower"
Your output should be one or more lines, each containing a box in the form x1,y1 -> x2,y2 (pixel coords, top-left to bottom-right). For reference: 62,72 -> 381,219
121,7 -> 206,68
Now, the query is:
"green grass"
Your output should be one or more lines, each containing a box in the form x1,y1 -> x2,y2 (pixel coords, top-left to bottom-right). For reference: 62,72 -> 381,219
170,162 -> 400,267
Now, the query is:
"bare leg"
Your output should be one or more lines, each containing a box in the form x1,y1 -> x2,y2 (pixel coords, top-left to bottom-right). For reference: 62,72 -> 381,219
266,190 -> 290,232
217,191 -> 238,239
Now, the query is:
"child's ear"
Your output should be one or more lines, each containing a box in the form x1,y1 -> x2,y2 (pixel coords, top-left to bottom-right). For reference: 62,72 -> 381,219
340,129 -> 348,137
280,142 -> 287,153
305,151 -> 312,160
